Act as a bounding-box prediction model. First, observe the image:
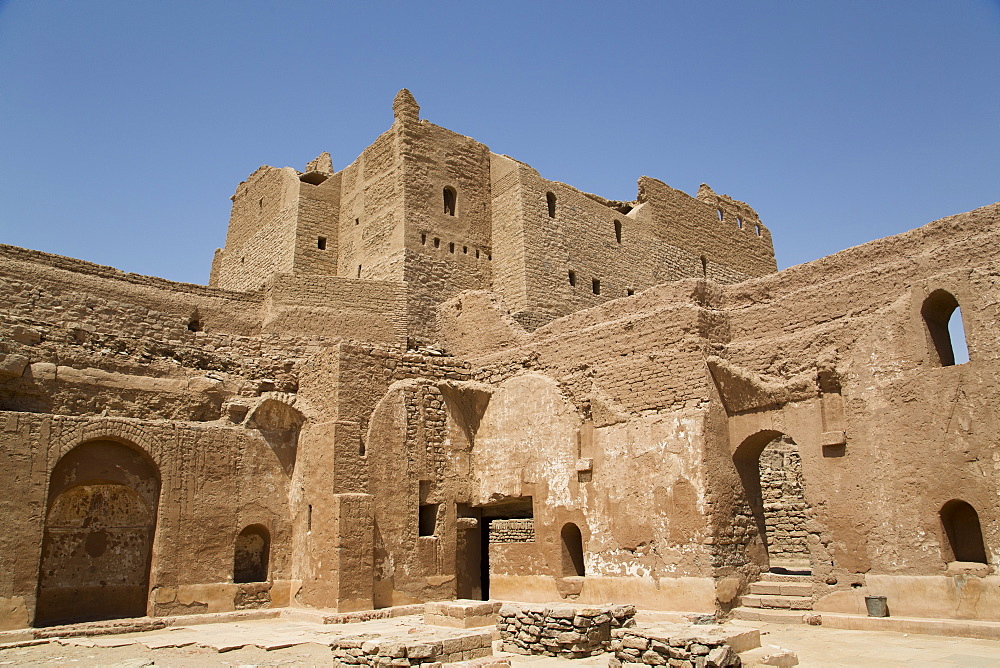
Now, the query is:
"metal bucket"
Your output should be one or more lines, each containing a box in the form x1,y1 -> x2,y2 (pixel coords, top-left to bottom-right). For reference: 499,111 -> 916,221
865,595 -> 889,617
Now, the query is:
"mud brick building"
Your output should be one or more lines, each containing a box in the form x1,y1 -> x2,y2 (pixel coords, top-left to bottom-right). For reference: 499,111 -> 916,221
1,90 -> 997,629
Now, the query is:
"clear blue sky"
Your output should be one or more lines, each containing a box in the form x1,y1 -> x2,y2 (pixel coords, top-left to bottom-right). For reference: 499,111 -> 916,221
1,1 -> 997,285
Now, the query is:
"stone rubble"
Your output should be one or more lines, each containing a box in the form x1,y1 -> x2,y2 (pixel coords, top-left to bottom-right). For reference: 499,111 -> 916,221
497,603 -> 636,658
609,625 -> 748,668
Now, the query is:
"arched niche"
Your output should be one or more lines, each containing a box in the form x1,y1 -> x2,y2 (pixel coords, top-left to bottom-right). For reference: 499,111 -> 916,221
940,500 -> 988,564
234,524 -> 271,583
35,439 -> 160,626
246,397 -> 304,474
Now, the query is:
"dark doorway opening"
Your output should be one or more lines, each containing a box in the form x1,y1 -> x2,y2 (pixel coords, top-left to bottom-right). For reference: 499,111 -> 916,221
457,497 -> 533,601
560,523 -> 585,576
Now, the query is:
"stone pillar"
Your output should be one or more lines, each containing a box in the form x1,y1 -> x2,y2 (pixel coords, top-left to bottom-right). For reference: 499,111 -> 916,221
330,493 -> 374,612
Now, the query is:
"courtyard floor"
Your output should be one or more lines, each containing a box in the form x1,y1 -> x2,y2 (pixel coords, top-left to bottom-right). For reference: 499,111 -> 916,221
1,615 -> 1000,667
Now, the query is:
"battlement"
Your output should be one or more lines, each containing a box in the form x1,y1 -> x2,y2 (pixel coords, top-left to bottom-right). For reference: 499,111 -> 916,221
210,91 -> 777,335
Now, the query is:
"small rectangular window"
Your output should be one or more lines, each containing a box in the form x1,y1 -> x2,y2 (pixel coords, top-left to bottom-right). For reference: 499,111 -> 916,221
592,278 -> 601,295
317,236 -> 327,250
627,288 -> 634,296
419,504 -> 439,536
568,270 -> 576,286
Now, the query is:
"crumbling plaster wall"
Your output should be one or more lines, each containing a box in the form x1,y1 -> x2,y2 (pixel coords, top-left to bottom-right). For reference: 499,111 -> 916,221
0,413 -> 293,630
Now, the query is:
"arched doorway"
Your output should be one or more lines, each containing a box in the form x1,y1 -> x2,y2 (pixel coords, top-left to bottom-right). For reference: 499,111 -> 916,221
35,440 -> 160,626
733,431 -> 811,573
560,522 -> 586,577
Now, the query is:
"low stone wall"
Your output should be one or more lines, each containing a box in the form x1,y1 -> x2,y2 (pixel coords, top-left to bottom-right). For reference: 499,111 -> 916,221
609,625 -> 754,668
425,600 -> 501,628
497,603 -> 636,658
331,629 -> 494,666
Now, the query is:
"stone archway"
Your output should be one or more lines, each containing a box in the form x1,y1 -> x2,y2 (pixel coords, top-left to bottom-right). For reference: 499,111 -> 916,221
35,440 -> 160,626
733,430 -> 811,573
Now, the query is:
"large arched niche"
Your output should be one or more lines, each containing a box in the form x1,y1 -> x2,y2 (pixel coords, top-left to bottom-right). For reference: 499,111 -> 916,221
472,373 -> 581,505
35,439 -> 160,626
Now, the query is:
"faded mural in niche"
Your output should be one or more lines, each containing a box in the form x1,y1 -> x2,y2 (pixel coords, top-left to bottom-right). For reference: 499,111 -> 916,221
35,440 -> 159,626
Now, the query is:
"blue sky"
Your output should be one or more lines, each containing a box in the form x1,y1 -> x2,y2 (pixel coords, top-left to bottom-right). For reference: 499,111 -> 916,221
1,1 -> 997,286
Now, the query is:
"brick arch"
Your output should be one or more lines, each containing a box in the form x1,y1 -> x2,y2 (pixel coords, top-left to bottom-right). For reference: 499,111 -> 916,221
53,418 -> 161,465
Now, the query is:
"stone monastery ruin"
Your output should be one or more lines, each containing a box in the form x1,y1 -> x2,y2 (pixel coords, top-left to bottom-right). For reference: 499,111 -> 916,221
1,90 -> 998,631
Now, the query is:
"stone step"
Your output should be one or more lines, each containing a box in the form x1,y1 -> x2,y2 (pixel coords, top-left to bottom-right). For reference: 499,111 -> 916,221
740,594 -> 813,611
748,581 -> 813,597
759,572 -> 812,582
730,607 -> 812,625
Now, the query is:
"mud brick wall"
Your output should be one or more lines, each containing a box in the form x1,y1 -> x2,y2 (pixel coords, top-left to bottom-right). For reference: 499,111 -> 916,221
489,519 -> 535,544
211,166 -> 301,292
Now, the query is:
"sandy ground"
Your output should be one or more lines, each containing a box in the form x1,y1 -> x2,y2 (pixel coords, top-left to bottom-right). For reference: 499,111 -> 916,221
3,618 -> 1000,667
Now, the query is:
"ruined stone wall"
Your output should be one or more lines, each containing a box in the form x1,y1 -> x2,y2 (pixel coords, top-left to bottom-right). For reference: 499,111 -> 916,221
292,342 -> 475,609
717,204 -> 1000,577
337,129 -> 406,281
210,166 -> 301,292
293,173 -> 341,276
758,435 -> 809,565
397,121 -> 493,342
639,178 -> 776,280
486,162 -> 774,329
489,154 -> 529,314
260,273 -> 407,342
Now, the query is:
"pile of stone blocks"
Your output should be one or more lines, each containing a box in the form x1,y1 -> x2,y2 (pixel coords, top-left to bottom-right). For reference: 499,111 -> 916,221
609,624 -> 760,668
331,630 -> 494,667
497,603 -> 636,658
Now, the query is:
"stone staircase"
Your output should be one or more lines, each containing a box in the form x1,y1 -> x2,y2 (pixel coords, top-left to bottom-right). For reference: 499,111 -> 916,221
731,571 -> 815,623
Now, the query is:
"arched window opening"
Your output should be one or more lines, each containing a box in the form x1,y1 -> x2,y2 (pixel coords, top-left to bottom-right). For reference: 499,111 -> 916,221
187,309 -> 202,332
234,525 -> 270,583
754,224 -> 761,236
717,209 -> 724,221
443,187 -> 457,216
560,523 -> 585,576
940,500 -> 987,563
736,217 -> 743,229
922,290 -> 968,366
546,192 -> 557,218
614,220 -> 622,244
